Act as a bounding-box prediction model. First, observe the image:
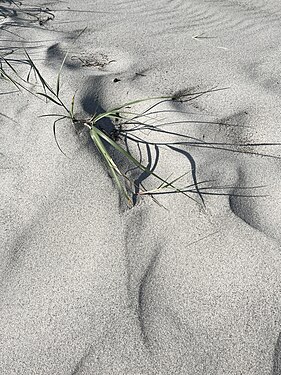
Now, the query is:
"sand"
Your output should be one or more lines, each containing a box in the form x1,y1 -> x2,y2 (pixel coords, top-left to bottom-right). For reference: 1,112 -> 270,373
1,0 -> 281,374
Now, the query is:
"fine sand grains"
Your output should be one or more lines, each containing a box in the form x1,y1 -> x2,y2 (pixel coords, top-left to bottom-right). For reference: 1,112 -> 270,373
2,0 -> 281,374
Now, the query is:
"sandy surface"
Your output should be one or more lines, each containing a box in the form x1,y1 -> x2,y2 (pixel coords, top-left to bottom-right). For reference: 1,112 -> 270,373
1,0 -> 281,374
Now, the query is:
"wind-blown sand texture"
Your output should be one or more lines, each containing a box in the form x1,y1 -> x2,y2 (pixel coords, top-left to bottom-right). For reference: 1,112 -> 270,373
1,0 -> 281,374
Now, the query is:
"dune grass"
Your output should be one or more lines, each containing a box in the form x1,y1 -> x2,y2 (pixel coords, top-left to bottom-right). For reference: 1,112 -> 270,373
1,49 -> 214,206
0,0 -> 54,28
1,46 -> 277,207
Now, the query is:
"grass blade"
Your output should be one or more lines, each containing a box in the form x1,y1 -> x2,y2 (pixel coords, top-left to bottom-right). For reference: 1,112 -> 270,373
90,127 -> 132,204
37,92 -> 63,106
93,127 -> 196,202
53,116 -> 68,157
56,51 -> 68,97
90,88 -> 228,123
90,127 -> 122,174
70,93 -> 76,120
25,49 -> 51,94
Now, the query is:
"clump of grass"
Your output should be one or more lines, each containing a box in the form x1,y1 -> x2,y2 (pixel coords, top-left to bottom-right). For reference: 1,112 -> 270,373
1,49 -> 212,206
1,50 -> 274,207
0,0 -> 54,28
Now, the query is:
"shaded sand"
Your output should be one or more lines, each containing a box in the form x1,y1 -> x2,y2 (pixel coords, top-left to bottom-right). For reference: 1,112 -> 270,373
1,0 -> 281,374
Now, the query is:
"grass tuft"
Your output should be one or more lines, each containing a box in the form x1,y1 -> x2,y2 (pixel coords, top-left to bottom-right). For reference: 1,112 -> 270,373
0,49 -> 275,207
1,50 -> 210,206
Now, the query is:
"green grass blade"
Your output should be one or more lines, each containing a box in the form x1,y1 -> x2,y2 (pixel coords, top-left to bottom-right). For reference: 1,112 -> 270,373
37,92 -> 63,106
89,96 -> 173,123
24,49 -> 52,94
90,88 -> 228,123
70,93 -> 76,120
158,172 -> 189,189
156,172 -> 174,189
90,127 -> 122,174
93,127 -> 196,202
53,116 -> 68,157
0,63 -> 42,98
90,127 -> 132,204
39,113 -> 71,118
106,162 -> 133,205
56,51 -> 68,97
1,57 -> 28,83
26,65 -> 33,83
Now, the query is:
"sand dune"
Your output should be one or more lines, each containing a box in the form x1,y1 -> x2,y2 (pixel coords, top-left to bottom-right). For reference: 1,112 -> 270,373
1,0 -> 281,374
